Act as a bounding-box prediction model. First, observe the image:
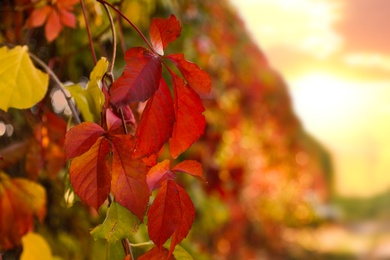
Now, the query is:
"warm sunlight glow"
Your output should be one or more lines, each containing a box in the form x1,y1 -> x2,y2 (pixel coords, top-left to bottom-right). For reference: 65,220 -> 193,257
231,0 -> 342,59
291,73 -> 366,140
290,73 -> 390,196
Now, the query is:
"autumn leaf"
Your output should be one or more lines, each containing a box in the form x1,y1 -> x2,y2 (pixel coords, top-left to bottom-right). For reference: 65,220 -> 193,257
0,172 -> 46,251
147,180 -> 195,256
133,79 -> 174,158
0,46 -> 48,111
169,75 -> 206,159
69,137 -> 111,210
138,246 -> 174,260
20,232 -> 53,260
66,57 -> 108,122
172,160 -> 204,181
90,202 -> 140,243
110,47 -> 162,106
105,108 -> 125,134
64,122 -> 105,160
149,14 -> 181,55
167,53 -> 212,96
26,0 -> 78,42
109,135 -> 149,220
146,159 -> 176,192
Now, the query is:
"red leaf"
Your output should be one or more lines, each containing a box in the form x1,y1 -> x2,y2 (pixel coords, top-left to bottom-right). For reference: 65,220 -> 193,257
109,135 -> 149,220
149,14 -> 181,55
110,47 -> 162,106
105,108 -> 123,134
64,122 -> 105,161
138,246 -> 174,260
133,79 -> 174,158
146,160 -> 176,192
26,6 -> 51,28
147,180 -> 195,255
45,9 -> 62,42
69,137 -> 111,210
169,75 -> 206,158
172,160 -> 203,181
167,53 -> 211,96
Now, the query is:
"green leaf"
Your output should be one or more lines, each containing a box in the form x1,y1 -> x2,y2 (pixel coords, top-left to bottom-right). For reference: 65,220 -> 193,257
91,202 -> 140,243
172,244 -> 194,260
66,83 -> 94,122
107,240 -> 126,260
86,57 -> 108,120
0,46 -> 49,111
66,57 -> 108,122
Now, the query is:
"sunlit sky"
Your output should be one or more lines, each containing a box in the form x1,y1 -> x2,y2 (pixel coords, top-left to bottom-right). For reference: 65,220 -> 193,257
230,0 -> 390,197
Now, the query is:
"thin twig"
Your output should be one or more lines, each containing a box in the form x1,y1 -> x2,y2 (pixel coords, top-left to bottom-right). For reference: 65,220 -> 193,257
115,12 -> 127,54
29,52 -> 81,125
96,0 -> 154,51
119,107 -> 128,134
122,239 -> 134,260
80,0 -> 97,64
102,3 -> 117,80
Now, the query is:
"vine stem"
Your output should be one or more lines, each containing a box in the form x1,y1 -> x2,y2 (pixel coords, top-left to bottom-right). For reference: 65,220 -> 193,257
115,12 -> 127,54
102,2 -> 116,81
80,0 -> 97,64
96,0 -> 155,52
100,6 -> 130,257
29,52 -> 81,125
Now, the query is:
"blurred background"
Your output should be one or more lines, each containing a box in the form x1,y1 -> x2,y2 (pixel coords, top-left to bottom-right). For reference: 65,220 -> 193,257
2,0 -> 390,259
227,0 -> 390,259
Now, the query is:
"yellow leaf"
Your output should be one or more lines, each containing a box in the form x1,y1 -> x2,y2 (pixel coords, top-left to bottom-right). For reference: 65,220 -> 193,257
86,57 -> 108,117
0,46 -> 49,111
21,232 -> 53,260
66,57 -> 108,122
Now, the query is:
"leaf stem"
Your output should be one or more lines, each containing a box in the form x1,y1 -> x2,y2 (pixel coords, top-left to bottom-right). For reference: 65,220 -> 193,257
28,52 -> 82,125
96,0 -> 154,51
119,107 -> 128,134
102,3 -> 116,81
80,0 -> 97,64
129,241 -> 154,247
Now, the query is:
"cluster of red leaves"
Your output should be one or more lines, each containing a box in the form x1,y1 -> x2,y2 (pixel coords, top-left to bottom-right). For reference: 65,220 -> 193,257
64,15 -> 211,257
26,0 -> 78,42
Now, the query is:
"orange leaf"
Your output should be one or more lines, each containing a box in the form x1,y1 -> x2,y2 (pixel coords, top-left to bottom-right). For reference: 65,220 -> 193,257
64,122 -> 105,161
149,14 -> 181,55
0,172 -> 46,251
109,135 -> 149,220
69,137 -> 111,210
26,6 -> 51,28
59,8 -> 76,28
45,9 -> 62,42
147,180 -> 195,256
133,79 -> 174,158
169,75 -> 206,158
167,53 -> 212,96
172,160 -> 203,181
